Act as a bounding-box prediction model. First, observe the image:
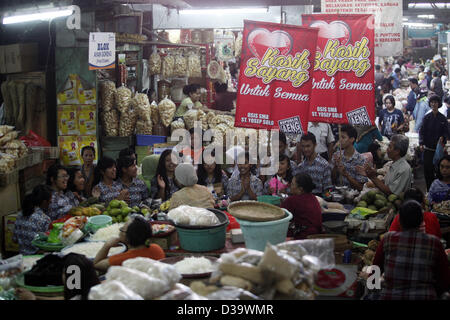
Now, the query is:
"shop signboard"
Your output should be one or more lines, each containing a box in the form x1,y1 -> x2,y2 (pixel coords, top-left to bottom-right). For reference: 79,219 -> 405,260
234,20 -> 318,135
320,0 -> 402,57
88,32 -> 115,70
302,14 -> 375,126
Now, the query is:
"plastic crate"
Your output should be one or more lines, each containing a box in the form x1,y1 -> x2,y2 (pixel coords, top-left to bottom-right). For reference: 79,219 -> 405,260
16,156 -> 29,170
136,135 -> 166,147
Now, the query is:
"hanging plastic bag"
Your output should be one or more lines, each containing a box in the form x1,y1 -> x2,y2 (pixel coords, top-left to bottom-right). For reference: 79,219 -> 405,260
433,140 -> 444,168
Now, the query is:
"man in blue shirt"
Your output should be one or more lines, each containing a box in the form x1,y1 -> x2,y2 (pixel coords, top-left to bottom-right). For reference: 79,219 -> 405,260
405,78 -> 419,114
391,68 -> 401,89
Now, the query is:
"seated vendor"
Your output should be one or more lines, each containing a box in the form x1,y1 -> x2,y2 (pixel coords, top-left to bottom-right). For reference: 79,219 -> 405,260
264,154 -> 293,196
16,253 -> 100,301
169,163 -> 215,210
427,155 -> 450,205
389,188 -> 441,239
296,133 -> 333,196
94,215 -> 165,272
331,124 -> 368,191
175,84 -> 202,117
92,157 -> 129,207
46,164 -> 73,221
13,185 -> 52,255
117,156 -> 151,208
150,149 -> 180,201
197,151 -> 229,197
66,167 -> 86,208
364,134 -> 412,196
227,152 -> 263,201
372,200 -> 450,300
281,173 -> 322,239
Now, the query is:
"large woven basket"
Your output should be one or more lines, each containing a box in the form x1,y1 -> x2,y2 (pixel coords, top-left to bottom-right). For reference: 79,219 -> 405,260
227,201 -> 285,222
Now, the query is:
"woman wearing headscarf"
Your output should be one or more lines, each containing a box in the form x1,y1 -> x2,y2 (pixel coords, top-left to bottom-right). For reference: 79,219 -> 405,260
169,163 -> 215,210
139,154 -> 160,192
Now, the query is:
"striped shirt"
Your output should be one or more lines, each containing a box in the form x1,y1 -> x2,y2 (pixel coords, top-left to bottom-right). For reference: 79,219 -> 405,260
150,176 -> 180,200
296,154 -> 333,194
13,208 -> 51,255
47,191 -> 73,221
118,177 -> 151,207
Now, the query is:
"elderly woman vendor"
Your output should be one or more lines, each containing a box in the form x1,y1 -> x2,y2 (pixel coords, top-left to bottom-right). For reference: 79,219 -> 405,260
169,163 -> 215,210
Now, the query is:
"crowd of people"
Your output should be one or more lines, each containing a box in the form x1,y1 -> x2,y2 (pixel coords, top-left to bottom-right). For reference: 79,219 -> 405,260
10,56 -> 450,300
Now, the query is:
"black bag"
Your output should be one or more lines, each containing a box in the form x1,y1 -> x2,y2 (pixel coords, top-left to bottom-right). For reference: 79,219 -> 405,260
24,254 -> 64,287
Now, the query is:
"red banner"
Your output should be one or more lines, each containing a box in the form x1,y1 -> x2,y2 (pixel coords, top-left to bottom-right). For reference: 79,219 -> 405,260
302,14 -> 375,126
234,20 -> 318,135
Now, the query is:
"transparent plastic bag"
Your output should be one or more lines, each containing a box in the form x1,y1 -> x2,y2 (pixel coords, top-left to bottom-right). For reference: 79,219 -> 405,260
88,280 -> 144,300
100,81 -> 116,112
187,52 -> 202,78
119,108 -> 137,136
161,54 -> 174,79
105,266 -> 168,300
149,52 -> 161,75
101,109 -> 119,136
150,100 -> 160,126
206,287 -> 261,300
158,97 -> 176,127
133,93 -> 152,121
136,119 -> 152,135
122,257 -> 181,289
275,238 -> 335,271
115,86 -> 132,114
158,283 -> 207,300
173,52 -> 187,77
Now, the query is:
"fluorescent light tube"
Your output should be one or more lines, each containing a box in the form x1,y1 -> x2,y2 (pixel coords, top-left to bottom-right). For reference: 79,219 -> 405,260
180,8 -> 268,15
403,22 -> 434,28
3,9 -> 73,24
408,3 -> 448,9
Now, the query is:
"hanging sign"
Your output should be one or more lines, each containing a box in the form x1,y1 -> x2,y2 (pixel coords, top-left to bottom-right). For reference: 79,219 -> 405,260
89,32 -> 115,70
234,20 -> 318,135
320,0 -> 402,57
302,14 -> 375,126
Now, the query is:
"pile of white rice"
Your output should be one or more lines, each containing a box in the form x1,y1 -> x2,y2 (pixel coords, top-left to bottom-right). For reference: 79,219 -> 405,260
61,242 -> 125,259
90,223 -> 124,242
173,257 -> 214,275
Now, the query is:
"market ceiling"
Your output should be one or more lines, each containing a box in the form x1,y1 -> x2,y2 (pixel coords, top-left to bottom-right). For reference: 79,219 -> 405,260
0,0 -> 450,24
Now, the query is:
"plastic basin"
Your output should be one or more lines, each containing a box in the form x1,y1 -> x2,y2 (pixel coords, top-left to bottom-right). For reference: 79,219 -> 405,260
257,195 -> 281,206
174,209 -> 229,252
87,215 -> 112,233
235,209 -> 293,251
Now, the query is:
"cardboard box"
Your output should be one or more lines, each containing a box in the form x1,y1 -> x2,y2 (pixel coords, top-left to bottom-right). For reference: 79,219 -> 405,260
3,214 -> 19,252
2,43 -> 39,74
0,183 -> 21,216
314,264 -> 359,299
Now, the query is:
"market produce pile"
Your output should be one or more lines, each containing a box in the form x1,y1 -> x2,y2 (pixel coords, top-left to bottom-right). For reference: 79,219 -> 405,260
88,238 -> 334,300
432,200 -> 450,216
101,199 -> 150,223
0,125 -> 29,174
356,190 -> 403,212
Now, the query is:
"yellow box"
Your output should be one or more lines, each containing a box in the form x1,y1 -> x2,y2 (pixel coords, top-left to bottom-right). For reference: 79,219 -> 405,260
4,214 -> 19,252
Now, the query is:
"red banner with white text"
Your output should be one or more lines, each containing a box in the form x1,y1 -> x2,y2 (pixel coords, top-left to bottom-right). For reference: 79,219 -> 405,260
234,20 -> 318,136
302,14 -> 375,126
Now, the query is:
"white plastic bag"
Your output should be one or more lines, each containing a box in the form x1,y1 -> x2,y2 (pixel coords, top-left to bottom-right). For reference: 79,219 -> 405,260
88,280 -> 144,300
122,257 -> 181,289
105,266 -> 168,300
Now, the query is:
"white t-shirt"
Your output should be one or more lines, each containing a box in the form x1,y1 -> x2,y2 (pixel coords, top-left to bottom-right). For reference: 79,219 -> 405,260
307,122 -> 335,154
